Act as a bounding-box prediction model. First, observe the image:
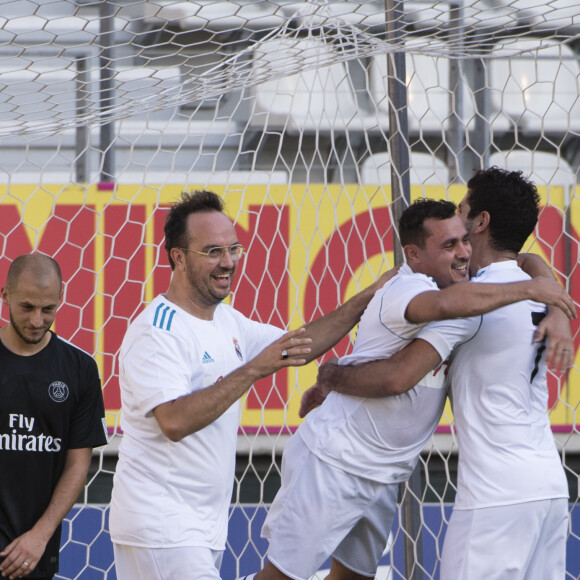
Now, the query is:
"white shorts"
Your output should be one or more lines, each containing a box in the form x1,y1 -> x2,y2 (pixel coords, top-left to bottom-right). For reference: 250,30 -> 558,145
440,498 -> 569,580
112,543 -> 223,580
262,434 -> 398,580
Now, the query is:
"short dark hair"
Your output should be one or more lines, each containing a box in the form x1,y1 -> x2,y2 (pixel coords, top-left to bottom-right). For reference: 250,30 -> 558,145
466,167 -> 540,253
164,190 -> 225,270
398,198 -> 457,248
7,254 -> 62,292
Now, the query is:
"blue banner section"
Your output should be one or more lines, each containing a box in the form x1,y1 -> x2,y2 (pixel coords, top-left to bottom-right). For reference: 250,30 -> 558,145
58,504 -> 580,579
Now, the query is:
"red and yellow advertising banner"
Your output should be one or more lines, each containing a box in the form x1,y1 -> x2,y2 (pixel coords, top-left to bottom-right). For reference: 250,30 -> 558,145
0,182 -> 578,432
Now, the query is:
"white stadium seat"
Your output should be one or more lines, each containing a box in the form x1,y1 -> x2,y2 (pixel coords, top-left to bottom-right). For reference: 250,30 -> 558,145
248,37 -> 386,134
361,151 -> 449,186
497,0 -> 580,31
489,150 -> 576,197
369,52 -> 480,135
143,0 -> 287,32
404,0 -> 514,31
0,61 -> 183,132
490,40 -> 580,133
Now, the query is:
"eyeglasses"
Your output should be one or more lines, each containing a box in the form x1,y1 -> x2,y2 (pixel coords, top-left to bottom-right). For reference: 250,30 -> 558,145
179,244 -> 245,262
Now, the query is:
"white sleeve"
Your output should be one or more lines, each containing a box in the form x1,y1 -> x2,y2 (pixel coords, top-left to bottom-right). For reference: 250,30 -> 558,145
122,327 -> 194,415
378,274 -> 439,334
417,316 -> 482,361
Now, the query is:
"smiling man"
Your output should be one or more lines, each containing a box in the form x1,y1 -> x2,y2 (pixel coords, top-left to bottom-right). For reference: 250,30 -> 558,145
301,170 -> 574,580
108,190 -> 393,580
244,198 -> 574,580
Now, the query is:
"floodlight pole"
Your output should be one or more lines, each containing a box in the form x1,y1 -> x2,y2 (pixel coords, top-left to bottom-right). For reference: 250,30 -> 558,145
385,1 -> 424,577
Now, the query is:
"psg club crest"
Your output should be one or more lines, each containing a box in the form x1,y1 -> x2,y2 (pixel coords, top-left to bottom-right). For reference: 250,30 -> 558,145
48,381 -> 70,403
233,337 -> 243,361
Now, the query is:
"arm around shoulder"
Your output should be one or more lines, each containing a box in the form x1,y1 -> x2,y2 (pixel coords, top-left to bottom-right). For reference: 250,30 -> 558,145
406,277 -> 575,324
317,339 -> 442,398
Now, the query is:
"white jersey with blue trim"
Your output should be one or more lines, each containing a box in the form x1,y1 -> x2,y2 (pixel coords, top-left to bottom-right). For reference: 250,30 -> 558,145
418,261 -> 568,509
110,295 -> 284,550
297,263 -> 449,484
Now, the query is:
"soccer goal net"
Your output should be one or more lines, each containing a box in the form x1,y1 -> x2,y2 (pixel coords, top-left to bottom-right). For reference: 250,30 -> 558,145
0,0 -> 579,578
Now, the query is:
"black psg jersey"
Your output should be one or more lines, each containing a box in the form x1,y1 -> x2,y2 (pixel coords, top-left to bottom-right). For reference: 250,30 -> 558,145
0,332 -> 107,578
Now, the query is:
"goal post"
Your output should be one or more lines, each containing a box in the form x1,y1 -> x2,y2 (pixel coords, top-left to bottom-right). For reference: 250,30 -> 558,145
1,1 -> 579,578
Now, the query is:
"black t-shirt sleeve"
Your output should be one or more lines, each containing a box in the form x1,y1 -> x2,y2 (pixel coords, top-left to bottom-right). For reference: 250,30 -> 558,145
68,354 -> 108,449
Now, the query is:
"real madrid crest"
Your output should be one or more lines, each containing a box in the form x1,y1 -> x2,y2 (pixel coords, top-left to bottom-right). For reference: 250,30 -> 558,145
48,381 -> 69,403
233,337 -> 243,361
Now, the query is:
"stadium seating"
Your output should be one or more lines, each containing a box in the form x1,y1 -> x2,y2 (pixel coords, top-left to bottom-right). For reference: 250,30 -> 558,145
404,0 -> 515,30
142,0 -> 287,32
248,37 -> 386,134
0,62 -> 183,132
369,52 -> 480,136
490,39 -> 580,134
360,151 -> 449,186
501,0 -> 580,31
489,150 -> 577,194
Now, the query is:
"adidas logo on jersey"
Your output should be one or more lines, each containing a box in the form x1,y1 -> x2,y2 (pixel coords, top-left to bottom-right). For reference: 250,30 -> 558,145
202,351 -> 214,364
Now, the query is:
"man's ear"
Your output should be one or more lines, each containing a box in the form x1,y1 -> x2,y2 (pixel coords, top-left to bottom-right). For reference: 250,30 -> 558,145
473,210 -> 490,234
403,244 -> 420,264
171,247 -> 186,269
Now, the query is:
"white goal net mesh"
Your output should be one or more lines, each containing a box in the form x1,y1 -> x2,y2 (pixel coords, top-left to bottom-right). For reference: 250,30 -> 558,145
1,1 -> 579,578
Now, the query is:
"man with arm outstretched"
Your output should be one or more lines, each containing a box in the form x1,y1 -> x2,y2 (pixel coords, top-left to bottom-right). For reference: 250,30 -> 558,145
241,192 -> 573,580
313,168 -> 574,580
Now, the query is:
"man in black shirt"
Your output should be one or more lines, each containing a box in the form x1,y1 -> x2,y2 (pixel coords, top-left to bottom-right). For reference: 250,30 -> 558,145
0,254 -> 107,580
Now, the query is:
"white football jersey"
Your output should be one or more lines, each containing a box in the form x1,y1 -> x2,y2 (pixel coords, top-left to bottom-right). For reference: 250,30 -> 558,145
110,295 -> 284,549
298,263 -> 449,484
418,261 -> 569,509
